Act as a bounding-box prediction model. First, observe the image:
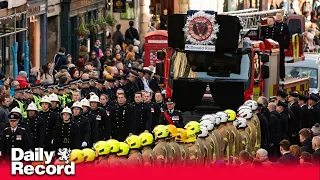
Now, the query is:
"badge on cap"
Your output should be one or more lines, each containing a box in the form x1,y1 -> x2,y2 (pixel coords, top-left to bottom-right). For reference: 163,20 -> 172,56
168,98 -> 171,102
11,115 -> 14,118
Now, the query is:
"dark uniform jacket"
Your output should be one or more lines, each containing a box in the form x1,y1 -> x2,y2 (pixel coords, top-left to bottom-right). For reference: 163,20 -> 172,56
126,81 -> 139,102
312,148 -> 320,165
261,25 -> 275,40
156,102 -> 167,112
53,121 -> 81,150
301,104 -> 310,128
149,77 -> 161,93
106,88 -> 117,102
0,126 -> 31,156
20,115 -> 45,148
289,102 -> 302,136
273,21 -> 290,49
159,109 -> 185,128
257,112 -> 269,149
145,101 -> 161,130
109,103 -> 134,141
83,111 -> 98,147
73,115 -> 91,144
89,86 -> 98,95
132,102 -> 152,134
308,105 -> 320,128
135,78 -> 144,91
96,88 -> 107,97
278,152 -> 299,166
81,88 -> 90,99
279,111 -> 289,140
90,108 -> 111,141
39,110 -> 58,151
269,111 -> 282,145
301,140 -> 314,154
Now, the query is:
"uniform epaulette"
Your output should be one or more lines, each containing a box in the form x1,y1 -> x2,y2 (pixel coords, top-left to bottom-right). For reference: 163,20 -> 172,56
177,110 -> 181,112
4,127 -> 10,130
18,127 -> 25,130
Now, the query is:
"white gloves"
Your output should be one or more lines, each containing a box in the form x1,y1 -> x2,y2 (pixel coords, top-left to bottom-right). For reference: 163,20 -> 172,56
0,151 -> 2,156
51,140 -> 54,144
81,141 -> 88,147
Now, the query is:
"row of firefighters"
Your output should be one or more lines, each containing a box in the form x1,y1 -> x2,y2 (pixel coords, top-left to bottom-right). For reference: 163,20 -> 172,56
1,95 -> 264,165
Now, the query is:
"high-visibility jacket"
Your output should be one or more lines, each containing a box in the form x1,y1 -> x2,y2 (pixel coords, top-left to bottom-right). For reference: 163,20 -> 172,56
245,120 -> 257,156
15,99 -> 27,118
58,95 -> 66,108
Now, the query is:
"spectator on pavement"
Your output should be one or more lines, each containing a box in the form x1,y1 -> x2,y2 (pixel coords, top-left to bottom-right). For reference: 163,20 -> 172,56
239,150 -> 252,167
0,95 -> 10,137
89,51 -> 101,76
312,136 -> 320,165
54,47 -> 67,71
92,39 -> 103,60
41,63 -> 54,84
290,145 -> 302,158
299,128 -> 315,154
15,71 -> 29,88
278,139 -> 300,166
256,148 -> 273,166
78,45 -> 89,70
311,123 -> 320,136
125,21 -> 139,45
29,68 -> 40,85
299,152 -> 314,166
112,24 -> 124,49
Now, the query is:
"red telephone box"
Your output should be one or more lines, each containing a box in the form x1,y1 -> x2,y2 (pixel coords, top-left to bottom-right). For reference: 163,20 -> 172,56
144,30 -> 170,67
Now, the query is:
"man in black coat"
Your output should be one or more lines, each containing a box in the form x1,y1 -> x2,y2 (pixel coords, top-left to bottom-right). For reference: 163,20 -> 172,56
160,9 -> 168,30
299,128 -> 314,154
276,101 -> 289,140
257,106 -> 269,150
312,136 -> 320,165
298,94 -> 310,128
278,139 -> 299,166
308,94 -> 320,127
288,92 -> 302,144
131,92 -> 152,134
267,102 -> 282,161
125,21 -> 139,45
144,92 -> 161,130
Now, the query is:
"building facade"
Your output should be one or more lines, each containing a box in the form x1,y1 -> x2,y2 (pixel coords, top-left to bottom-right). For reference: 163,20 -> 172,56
47,0 -> 61,63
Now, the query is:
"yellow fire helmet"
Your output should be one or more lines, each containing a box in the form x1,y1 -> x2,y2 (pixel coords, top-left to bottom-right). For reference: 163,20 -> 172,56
225,109 -> 237,121
125,135 -> 142,149
184,121 -> 201,134
93,141 -> 111,156
167,124 -> 178,137
153,125 -> 169,140
175,128 -> 187,143
185,129 -> 197,143
117,142 -> 130,156
69,149 -> 85,164
82,148 -> 96,163
106,139 -> 120,153
139,132 -> 154,147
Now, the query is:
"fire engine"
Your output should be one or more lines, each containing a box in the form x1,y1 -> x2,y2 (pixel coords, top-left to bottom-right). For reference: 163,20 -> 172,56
153,9 -> 309,112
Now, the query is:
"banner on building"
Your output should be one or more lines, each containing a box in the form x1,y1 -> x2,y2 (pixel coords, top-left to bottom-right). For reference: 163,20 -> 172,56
113,0 -> 126,13
183,10 -> 219,52
7,0 -> 26,9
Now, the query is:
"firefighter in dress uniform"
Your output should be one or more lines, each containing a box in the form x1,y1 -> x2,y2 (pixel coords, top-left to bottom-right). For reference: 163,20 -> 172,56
126,70 -> 140,102
159,97 -> 184,128
155,92 -> 167,112
167,124 -> 183,166
298,94 -> 310,128
93,141 -> 111,167
277,101 -> 290,140
132,92 -> 152,134
49,93 -> 62,114
175,128 -> 190,167
139,132 -> 158,167
53,107 -> 81,151
81,98 -> 98,147
0,107 -> 31,160
89,94 -> 111,141
185,121 -> 206,166
125,135 -> 143,167
216,111 -> 232,162
261,16 -> 275,41
144,92 -> 161,130
234,117 -> 252,153
20,102 -> 45,149
106,78 -> 117,102
200,116 -> 221,163
244,100 -> 261,152
237,105 -> 257,156
288,92 -> 302,144
109,93 -> 134,141
308,94 -> 320,127
39,95 -> 58,151
274,12 -> 290,80
71,101 -> 91,148
197,126 -> 213,167
225,109 -> 242,161
152,125 -> 173,167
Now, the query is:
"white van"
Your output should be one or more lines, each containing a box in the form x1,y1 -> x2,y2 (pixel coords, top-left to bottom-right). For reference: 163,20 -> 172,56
285,53 -> 320,94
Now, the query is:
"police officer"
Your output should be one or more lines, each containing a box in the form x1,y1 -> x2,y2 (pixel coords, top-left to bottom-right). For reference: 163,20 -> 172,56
132,67 -> 145,91
298,94 -> 310,128
144,92 -> 161,130
126,70 -> 140,102
308,94 -> 320,127
23,89 -> 33,110
62,84 -> 73,106
96,79 -> 107,97
159,97 -> 184,128
274,12 -> 290,80
81,98 -> 98,147
20,102 -> 45,149
197,126 -> 213,167
153,125 -> 173,167
125,135 -> 143,167
53,107 -> 81,150
66,90 -> 81,108
167,124 -> 182,166
71,101 -> 91,148
49,93 -> 62,114
132,91 -> 152,134
10,88 -> 27,118
89,94 -> 111,141
0,107 -> 31,160
288,92 -> 302,144
225,109 -> 242,161
69,79 -> 79,91
139,132 -> 157,167
175,128 -> 190,167
39,95 -> 58,151
80,79 -> 91,99
106,78 -> 117,102
89,78 -> 98,95
109,93 -> 134,141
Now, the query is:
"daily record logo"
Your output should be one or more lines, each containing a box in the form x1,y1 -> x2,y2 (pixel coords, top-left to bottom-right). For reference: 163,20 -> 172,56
11,148 -> 75,176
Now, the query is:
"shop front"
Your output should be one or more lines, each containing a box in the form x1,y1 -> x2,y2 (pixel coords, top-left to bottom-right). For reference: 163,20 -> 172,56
47,0 -> 61,63
27,0 -> 47,68
60,0 -> 107,65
